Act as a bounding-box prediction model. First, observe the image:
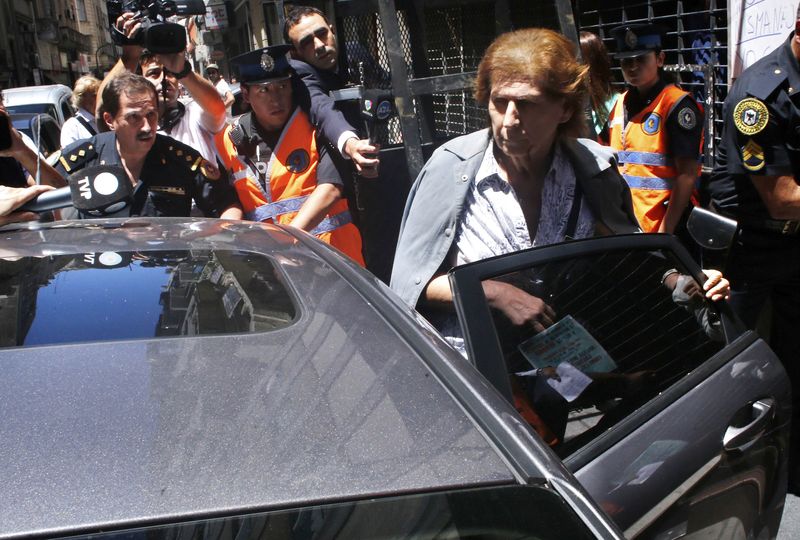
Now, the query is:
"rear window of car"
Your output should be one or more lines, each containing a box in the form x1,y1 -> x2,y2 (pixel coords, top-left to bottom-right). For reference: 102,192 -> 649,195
0,249 -> 297,348
64,485 -> 596,539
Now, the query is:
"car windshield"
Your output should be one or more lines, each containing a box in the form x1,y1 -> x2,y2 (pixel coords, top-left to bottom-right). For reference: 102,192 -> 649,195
65,485 -> 596,540
0,249 -> 297,348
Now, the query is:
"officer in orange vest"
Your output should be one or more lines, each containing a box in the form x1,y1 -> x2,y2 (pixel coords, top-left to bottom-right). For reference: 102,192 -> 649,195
215,45 -> 365,266
602,24 -> 704,234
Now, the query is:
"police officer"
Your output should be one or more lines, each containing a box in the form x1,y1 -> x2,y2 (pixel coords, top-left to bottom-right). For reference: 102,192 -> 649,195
58,72 -> 242,219
603,24 -> 704,235
708,12 -> 800,491
214,45 -> 364,266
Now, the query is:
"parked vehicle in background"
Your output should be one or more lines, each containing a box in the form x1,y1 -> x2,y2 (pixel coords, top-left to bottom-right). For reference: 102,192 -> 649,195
2,84 -> 73,127
10,113 -> 61,157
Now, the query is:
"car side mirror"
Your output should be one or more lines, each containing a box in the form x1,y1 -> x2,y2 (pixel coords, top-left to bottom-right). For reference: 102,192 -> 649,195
686,207 -> 738,251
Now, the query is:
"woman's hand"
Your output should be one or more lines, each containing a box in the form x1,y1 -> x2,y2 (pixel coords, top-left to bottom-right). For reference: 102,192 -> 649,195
482,280 -> 556,333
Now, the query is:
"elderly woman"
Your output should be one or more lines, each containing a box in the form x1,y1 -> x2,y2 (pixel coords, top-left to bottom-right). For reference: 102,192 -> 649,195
390,28 -> 726,349
60,75 -> 101,147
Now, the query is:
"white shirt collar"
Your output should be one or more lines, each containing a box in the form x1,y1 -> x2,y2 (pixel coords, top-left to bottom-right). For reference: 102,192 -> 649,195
77,108 -> 95,122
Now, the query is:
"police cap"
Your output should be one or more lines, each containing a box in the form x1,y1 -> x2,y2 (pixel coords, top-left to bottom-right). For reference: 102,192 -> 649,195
231,44 -> 293,85
610,23 -> 665,59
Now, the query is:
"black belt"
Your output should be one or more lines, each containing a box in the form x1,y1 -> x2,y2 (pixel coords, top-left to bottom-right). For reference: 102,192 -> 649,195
740,218 -> 800,236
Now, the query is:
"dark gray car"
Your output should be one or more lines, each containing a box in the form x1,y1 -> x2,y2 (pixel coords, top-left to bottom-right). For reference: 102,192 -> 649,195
0,218 -> 788,539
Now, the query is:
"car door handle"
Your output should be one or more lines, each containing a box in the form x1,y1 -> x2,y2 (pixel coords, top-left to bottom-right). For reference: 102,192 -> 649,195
723,398 -> 776,452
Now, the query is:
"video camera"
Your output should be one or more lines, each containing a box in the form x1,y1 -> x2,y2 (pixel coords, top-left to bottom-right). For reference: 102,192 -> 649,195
107,0 -> 206,54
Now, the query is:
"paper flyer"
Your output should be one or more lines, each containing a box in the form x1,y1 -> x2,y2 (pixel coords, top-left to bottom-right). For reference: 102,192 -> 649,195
518,315 -> 616,373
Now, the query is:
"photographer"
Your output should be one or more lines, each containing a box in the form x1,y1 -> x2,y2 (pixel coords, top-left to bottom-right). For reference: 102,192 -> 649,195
97,9 -> 227,166
0,92 -> 65,189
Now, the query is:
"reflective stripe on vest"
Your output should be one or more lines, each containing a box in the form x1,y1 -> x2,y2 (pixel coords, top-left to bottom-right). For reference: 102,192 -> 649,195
617,150 -> 674,167
311,210 -> 353,235
250,194 -> 306,222
622,174 -> 674,190
251,196 -> 353,232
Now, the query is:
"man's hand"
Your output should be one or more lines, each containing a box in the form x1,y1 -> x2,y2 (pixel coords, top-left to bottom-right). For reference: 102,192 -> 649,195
0,184 -> 54,226
116,13 -> 144,69
158,52 -> 187,76
482,280 -> 556,333
701,269 -> 730,302
343,137 -> 380,178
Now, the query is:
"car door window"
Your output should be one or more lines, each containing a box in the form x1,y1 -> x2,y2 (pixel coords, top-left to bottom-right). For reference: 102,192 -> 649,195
61,100 -> 73,123
451,235 -> 735,458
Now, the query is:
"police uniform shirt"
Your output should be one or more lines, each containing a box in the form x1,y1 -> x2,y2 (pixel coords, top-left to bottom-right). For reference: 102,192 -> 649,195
709,34 -> 800,220
618,78 -> 705,160
57,131 -> 239,218
234,111 -> 343,190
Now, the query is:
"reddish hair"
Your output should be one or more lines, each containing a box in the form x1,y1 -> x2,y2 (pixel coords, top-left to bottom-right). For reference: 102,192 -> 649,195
475,28 -> 588,138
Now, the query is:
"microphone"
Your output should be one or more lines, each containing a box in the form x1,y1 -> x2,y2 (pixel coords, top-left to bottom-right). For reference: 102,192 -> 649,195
21,165 -> 133,216
360,89 -> 394,144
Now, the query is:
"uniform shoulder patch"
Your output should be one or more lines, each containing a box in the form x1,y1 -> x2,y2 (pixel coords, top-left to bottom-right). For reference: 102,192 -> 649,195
741,139 -> 765,172
59,140 -> 97,173
677,107 -> 697,130
733,98 -> 769,136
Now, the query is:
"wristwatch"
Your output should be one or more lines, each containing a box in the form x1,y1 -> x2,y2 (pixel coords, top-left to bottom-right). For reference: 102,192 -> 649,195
167,61 -> 192,80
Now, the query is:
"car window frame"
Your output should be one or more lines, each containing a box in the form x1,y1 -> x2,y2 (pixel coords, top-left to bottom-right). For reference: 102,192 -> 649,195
449,233 -> 747,467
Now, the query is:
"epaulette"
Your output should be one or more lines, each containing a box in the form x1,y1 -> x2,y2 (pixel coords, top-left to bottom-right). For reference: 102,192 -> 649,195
746,67 -> 786,101
58,140 -> 97,174
157,135 -> 221,181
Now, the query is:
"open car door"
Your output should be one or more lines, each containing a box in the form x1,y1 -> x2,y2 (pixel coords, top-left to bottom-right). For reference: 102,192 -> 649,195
450,234 -> 789,539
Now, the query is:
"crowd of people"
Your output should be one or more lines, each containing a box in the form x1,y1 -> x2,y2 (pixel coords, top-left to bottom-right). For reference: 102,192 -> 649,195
1,3 -> 799,488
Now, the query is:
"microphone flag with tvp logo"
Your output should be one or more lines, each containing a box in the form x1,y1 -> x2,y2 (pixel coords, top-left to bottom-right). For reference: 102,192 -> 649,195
68,165 -> 133,215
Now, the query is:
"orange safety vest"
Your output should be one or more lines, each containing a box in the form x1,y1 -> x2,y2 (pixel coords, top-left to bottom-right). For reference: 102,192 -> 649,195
607,85 -> 702,232
215,109 -> 364,266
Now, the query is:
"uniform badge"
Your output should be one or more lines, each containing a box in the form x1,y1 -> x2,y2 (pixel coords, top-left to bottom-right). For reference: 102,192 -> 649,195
677,107 -> 697,130
733,98 -> 769,136
741,139 -> 765,172
642,113 -> 661,135
260,52 -> 274,72
625,29 -> 638,49
199,159 -> 221,180
286,149 -> 310,174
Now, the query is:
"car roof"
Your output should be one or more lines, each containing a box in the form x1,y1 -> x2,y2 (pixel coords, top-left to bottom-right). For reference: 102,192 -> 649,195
0,219 -> 517,538
2,84 -> 72,104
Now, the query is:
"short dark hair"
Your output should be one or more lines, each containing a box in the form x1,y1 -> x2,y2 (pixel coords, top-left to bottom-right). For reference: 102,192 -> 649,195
283,6 -> 331,44
102,72 -> 158,118
139,50 -> 157,67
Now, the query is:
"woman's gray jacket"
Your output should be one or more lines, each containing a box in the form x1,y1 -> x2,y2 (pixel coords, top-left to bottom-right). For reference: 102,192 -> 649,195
389,129 -> 640,308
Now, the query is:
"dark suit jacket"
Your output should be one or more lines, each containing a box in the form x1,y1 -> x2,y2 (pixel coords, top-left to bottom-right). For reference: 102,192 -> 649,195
289,59 -> 362,149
